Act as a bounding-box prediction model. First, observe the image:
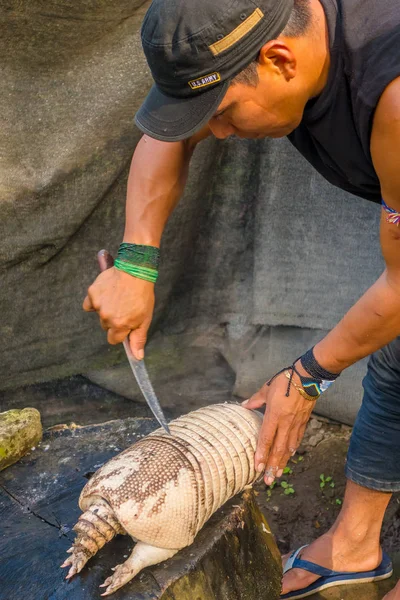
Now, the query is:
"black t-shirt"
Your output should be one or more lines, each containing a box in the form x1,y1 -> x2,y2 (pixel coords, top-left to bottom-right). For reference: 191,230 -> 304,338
288,0 -> 400,203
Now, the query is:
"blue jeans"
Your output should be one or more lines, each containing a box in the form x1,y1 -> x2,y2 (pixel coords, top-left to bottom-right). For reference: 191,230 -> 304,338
345,336 -> 400,492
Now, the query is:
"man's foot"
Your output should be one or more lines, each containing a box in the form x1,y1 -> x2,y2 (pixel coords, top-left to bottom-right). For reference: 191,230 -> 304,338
282,479 -> 393,596
282,531 -> 382,595
384,580 -> 400,600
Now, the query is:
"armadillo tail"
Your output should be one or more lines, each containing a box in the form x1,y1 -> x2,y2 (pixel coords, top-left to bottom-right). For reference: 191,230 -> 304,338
61,501 -> 125,579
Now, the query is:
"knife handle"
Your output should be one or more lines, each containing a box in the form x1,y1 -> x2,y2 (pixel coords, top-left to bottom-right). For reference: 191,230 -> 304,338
97,249 -> 114,272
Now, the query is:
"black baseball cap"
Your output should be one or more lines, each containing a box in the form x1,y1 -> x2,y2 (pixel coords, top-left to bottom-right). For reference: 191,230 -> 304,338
135,0 -> 294,142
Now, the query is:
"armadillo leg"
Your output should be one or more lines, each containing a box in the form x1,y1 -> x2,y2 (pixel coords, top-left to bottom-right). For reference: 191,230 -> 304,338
99,542 -> 178,596
61,502 -> 124,580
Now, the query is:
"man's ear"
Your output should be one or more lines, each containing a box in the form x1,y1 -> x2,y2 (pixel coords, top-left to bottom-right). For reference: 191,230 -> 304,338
258,41 -> 297,81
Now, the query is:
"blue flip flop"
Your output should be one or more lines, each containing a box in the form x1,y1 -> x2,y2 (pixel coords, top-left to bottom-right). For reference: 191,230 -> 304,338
281,545 -> 393,599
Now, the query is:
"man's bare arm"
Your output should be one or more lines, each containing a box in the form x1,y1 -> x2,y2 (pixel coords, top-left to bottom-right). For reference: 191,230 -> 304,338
312,76 -> 400,372
83,126 -> 212,358
244,77 -> 400,479
124,127 -> 212,245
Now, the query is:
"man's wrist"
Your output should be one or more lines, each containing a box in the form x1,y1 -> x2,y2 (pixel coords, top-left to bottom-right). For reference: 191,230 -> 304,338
294,359 -> 310,378
115,242 -> 160,284
291,347 -> 342,400
123,233 -> 161,247
313,343 -> 346,375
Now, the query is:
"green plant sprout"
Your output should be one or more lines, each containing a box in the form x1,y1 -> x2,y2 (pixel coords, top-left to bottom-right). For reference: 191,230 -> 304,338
281,481 -> 295,495
320,474 -> 335,490
266,480 -> 277,501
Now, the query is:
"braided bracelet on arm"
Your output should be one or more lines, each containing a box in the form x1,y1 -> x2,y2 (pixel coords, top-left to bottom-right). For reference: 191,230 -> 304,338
382,198 -> 400,226
267,347 -> 341,401
114,243 -> 160,283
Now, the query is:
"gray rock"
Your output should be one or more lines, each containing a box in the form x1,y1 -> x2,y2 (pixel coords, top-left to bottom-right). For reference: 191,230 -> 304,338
0,1 -> 382,429
308,418 -> 323,432
307,432 -> 326,447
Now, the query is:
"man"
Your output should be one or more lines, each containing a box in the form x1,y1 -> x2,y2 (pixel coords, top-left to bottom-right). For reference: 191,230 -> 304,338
83,0 -> 400,597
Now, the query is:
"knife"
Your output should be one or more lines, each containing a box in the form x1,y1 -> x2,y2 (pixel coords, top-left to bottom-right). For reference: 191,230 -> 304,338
97,249 -> 171,435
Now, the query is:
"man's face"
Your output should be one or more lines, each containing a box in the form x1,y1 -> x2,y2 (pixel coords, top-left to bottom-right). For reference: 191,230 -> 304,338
207,39 -> 312,140
208,78 -> 305,140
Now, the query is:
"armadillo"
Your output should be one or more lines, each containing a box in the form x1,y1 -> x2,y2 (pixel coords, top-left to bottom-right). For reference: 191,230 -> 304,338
61,403 -> 263,596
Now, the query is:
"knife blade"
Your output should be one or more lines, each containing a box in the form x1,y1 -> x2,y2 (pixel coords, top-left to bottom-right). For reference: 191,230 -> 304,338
97,249 -> 171,435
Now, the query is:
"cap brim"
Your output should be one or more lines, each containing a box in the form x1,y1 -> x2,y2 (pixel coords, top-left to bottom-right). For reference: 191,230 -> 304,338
135,81 -> 230,142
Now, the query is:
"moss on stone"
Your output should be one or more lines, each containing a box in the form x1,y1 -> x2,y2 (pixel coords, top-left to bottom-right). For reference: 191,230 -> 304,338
0,408 -> 42,471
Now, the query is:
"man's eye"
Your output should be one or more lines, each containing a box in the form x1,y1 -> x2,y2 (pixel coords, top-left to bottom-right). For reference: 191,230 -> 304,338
215,110 -> 226,119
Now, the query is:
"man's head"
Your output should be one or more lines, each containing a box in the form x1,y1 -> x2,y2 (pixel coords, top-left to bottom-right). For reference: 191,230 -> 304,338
136,0 -> 329,141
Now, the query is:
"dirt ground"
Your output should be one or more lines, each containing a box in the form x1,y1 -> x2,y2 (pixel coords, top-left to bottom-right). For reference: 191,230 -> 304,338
257,416 -> 400,557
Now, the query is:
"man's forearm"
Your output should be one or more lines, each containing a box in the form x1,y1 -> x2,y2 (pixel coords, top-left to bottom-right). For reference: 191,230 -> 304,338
313,270 -> 400,373
123,135 -> 194,246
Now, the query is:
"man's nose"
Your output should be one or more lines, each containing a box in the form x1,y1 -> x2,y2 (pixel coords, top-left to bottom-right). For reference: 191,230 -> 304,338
208,119 -> 235,139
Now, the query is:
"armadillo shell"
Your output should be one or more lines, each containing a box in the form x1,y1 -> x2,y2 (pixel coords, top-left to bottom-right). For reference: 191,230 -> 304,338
79,404 -> 262,551
196,407 -> 247,494
166,422 -> 217,526
207,404 -> 259,481
80,436 -> 200,549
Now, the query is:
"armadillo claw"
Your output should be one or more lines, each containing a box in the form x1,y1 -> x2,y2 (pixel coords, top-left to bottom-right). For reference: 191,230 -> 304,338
65,565 -> 78,580
100,564 -> 135,596
60,558 -> 72,568
61,552 -> 89,579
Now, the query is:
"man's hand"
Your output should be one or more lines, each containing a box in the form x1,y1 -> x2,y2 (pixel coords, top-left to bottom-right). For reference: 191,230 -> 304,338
243,371 -> 316,485
83,268 -> 155,360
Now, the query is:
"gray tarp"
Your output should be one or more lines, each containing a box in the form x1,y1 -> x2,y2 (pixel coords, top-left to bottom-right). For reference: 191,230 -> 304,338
0,1 -> 384,424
